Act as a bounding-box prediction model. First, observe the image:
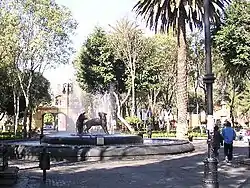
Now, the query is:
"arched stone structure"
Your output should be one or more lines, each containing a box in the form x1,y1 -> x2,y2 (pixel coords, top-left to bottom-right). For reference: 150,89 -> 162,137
33,106 -> 67,131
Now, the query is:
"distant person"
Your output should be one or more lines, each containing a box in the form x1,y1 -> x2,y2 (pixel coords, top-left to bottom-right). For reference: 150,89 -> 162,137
222,121 -> 236,163
141,109 -> 148,126
147,124 -> 152,138
158,110 -> 165,131
212,125 -> 223,158
147,107 -> 153,118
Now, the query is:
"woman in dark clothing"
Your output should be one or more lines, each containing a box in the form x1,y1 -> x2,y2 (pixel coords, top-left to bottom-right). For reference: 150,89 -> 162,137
212,125 -> 224,158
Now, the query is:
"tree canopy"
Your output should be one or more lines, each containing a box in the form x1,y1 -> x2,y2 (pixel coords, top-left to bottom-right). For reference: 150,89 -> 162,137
75,27 -> 126,94
214,0 -> 250,78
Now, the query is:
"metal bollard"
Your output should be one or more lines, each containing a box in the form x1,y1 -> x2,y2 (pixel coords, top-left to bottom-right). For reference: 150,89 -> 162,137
203,130 -> 219,188
40,134 -> 44,144
203,157 -> 219,188
39,147 -> 50,182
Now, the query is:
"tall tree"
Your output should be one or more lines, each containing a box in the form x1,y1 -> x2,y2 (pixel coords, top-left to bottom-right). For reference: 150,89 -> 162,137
109,19 -> 146,116
214,0 -> 250,125
75,27 -> 126,94
0,6 -> 22,133
133,0 -> 230,138
187,31 -> 206,114
136,33 -> 177,113
0,66 -> 14,119
0,71 -> 51,134
214,0 -> 250,78
75,27 -> 135,132
1,0 -> 77,137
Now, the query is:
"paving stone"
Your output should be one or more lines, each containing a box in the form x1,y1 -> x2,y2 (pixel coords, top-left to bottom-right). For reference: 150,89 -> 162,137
8,140 -> 250,188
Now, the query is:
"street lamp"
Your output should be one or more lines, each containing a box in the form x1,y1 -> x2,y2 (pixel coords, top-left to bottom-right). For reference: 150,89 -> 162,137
62,83 -> 73,130
202,0 -> 218,187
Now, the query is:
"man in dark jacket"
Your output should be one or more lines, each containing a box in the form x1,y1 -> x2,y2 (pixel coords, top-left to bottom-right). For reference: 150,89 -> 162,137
212,125 -> 223,158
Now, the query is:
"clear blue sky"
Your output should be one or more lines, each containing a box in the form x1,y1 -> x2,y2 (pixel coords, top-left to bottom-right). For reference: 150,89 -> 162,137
44,0 -> 152,88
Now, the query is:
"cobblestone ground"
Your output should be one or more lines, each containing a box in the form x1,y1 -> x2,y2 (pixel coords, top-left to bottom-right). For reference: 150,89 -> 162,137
5,140 -> 250,188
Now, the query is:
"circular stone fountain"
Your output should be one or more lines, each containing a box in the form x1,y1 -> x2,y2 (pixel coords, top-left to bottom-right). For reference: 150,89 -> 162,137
4,131 -> 194,162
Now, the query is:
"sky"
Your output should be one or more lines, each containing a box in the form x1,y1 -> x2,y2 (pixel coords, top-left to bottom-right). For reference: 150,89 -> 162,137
43,0 -> 153,90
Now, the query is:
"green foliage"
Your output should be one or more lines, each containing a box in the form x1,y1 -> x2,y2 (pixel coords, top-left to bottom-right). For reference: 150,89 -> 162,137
133,0 -> 230,33
213,1 -> 250,123
237,81 -> 250,114
75,27 -> 126,94
214,0 -> 250,78
0,66 -> 14,115
0,0 -> 76,131
187,31 -> 205,90
1,0 -> 77,69
0,70 -> 51,116
109,19 -> 147,115
43,113 -> 54,124
125,116 -> 142,125
133,0 -> 230,137
137,33 -> 177,92
29,72 -> 51,107
0,132 -> 22,140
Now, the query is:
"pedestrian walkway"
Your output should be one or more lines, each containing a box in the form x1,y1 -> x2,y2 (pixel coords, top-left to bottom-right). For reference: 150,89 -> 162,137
7,140 -> 250,188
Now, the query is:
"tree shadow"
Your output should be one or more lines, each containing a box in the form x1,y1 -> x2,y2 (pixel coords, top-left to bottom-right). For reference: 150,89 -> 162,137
15,145 -> 250,188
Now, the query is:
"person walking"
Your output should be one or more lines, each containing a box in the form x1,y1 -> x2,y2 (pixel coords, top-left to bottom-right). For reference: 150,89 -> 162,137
212,125 -> 223,158
222,121 -> 236,163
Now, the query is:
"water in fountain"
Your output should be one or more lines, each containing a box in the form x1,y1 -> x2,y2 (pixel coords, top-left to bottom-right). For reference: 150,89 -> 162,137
57,78 -> 117,134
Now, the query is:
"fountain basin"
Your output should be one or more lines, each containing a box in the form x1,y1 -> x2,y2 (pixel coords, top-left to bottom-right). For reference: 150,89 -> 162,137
41,132 -> 143,146
4,135 -> 195,162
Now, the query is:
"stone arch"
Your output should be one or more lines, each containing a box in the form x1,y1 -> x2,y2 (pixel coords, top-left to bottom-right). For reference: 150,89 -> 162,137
46,112 -> 67,131
34,105 -> 74,133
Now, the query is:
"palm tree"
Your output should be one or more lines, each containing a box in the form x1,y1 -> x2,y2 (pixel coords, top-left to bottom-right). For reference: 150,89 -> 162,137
133,0 -> 230,138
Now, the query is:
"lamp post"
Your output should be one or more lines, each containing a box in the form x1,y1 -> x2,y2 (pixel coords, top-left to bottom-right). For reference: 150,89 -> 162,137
203,0 -> 218,187
62,83 -> 73,130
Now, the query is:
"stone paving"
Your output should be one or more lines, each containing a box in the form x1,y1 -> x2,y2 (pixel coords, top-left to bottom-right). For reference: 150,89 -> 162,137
4,140 -> 250,188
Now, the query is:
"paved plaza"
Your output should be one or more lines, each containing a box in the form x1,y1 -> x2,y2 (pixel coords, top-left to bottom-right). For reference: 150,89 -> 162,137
5,140 -> 250,188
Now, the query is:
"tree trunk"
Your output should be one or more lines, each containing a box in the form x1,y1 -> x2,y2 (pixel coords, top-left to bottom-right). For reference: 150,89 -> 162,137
28,108 -> 33,138
153,89 -> 160,112
176,13 -> 188,138
147,92 -> 152,111
13,90 -> 20,136
131,74 -> 136,116
22,97 -> 29,138
113,92 -> 135,132
19,71 -> 33,138
230,80 -> 236,128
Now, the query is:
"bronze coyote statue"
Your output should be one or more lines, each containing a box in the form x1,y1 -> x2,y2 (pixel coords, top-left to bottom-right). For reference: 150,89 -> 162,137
76,112 -> 109,134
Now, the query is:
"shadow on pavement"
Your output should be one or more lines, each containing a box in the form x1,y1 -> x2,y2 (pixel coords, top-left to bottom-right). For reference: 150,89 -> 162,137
13,145 -> 250,188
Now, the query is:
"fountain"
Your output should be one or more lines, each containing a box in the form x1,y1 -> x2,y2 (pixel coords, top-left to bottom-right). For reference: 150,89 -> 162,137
3,79 -> 194,162
41,111 -> 143,146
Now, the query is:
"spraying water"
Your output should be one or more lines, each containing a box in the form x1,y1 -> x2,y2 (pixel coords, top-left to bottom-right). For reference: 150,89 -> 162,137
55,78 -> 117,134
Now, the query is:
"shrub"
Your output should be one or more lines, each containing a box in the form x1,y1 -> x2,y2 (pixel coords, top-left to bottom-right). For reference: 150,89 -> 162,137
125,116 -> 142,125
